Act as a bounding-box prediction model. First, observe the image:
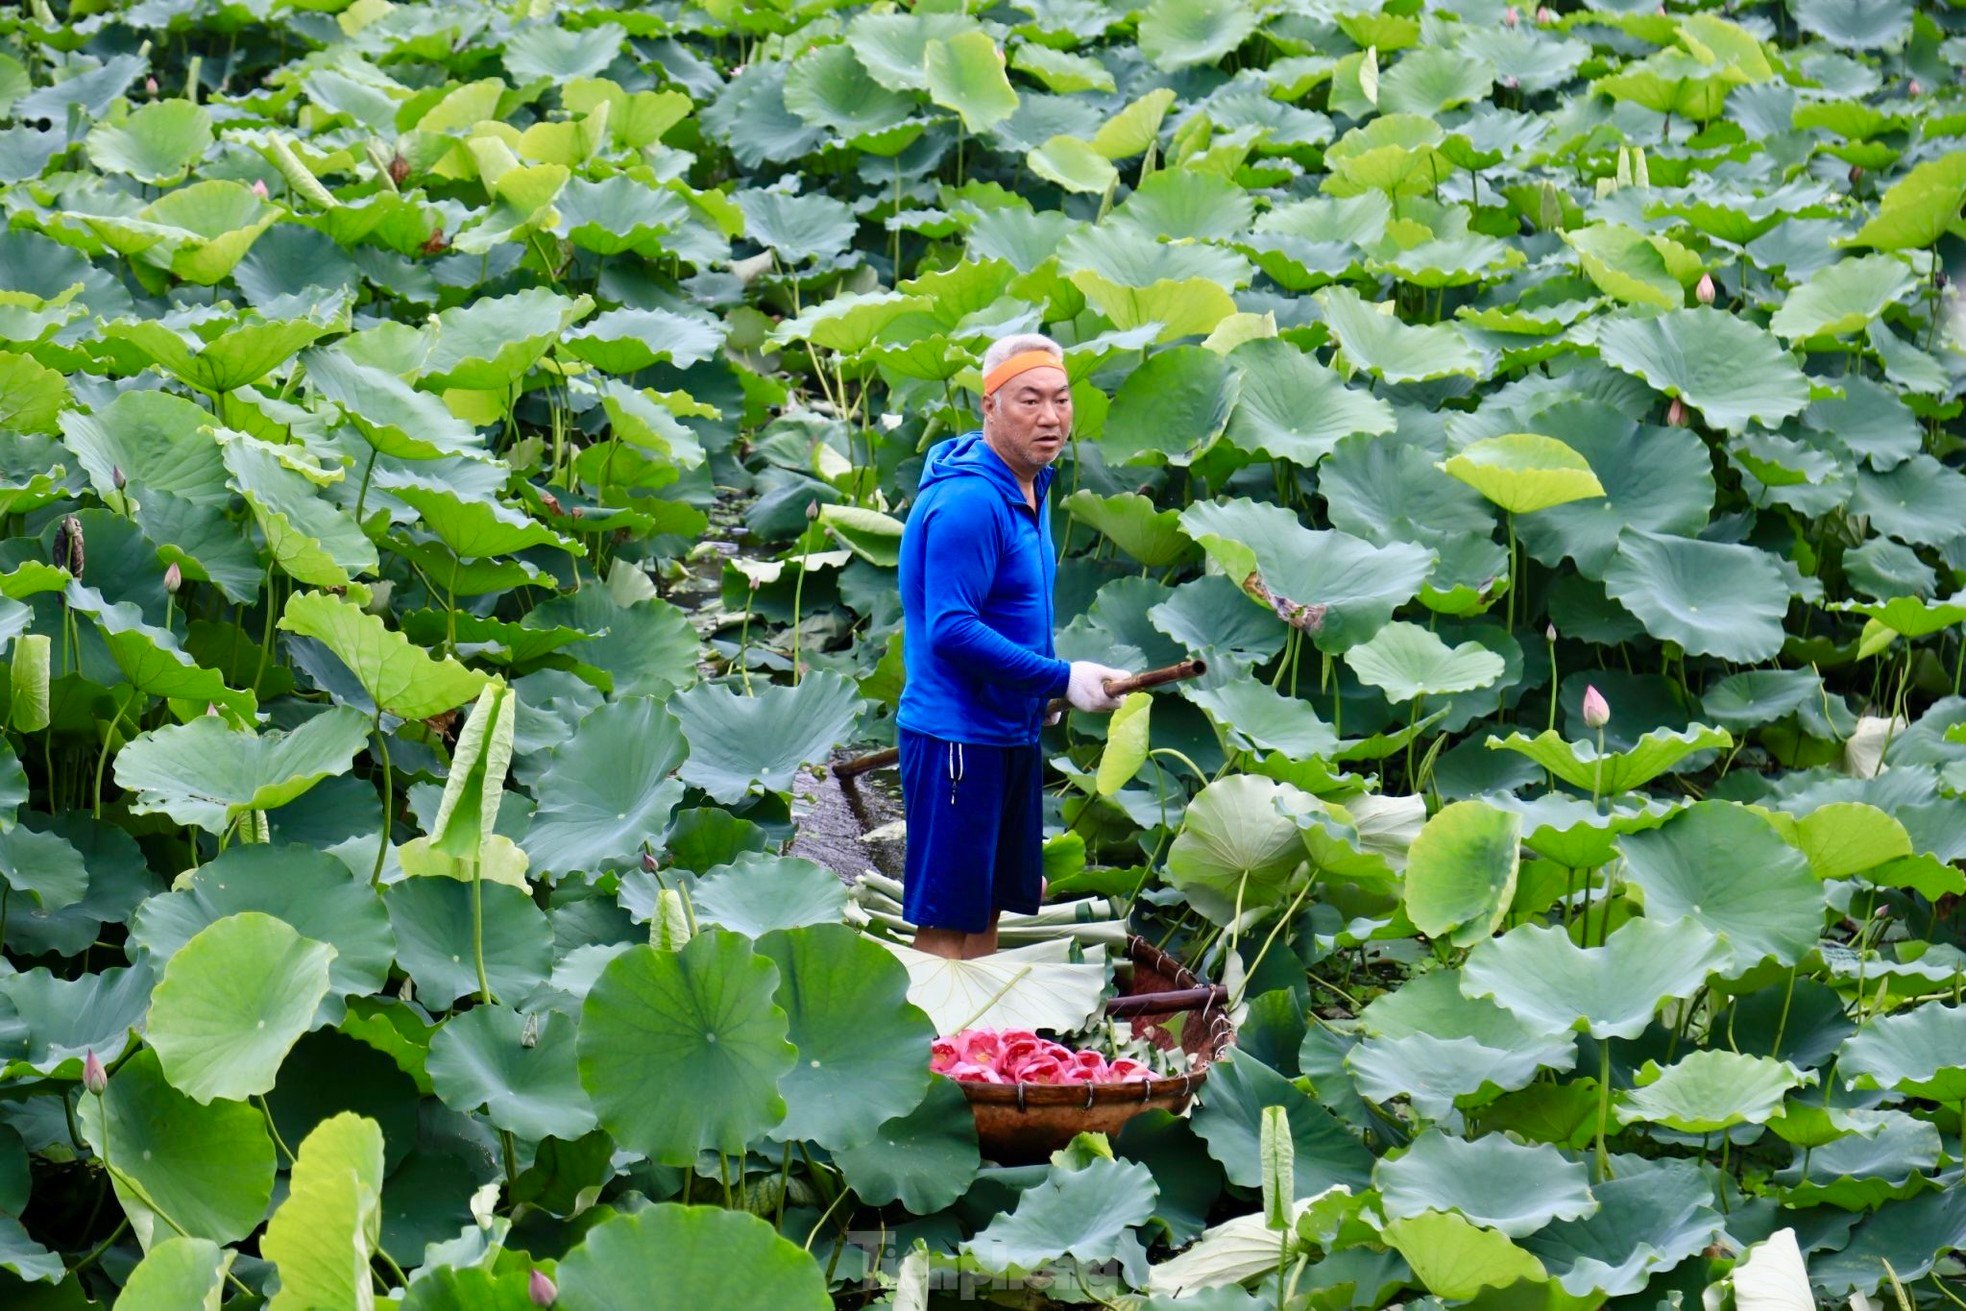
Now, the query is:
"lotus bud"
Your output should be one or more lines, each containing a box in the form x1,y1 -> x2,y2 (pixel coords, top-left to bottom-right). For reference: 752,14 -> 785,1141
1667,396 -> 1687,426
1908,79 -> 1922,97
528,1269 -> 557,1306
1582,684 -> 1611,730
520,1013 -> 540,1049
1696,273 -> 1716,305
83,1050 -> 107,1096
54,515 -> 84,577
388,154 -> 410,188
163,562 -> 182,594
641,851 -> 659,873
421,228 -> 448,255
1503,5 -> 1519,24
1502,75 -> 1519,89
805,498 -> 820,521
251,179 -> 269,198
145,76 -> 159,96
1536,6 -> 1554,22
112,465 -> 126,491
1848,164 -> 1864,185
1545,623 -> 1557,643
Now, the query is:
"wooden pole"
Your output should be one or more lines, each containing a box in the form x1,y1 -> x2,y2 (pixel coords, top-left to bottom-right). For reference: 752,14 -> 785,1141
830,658 -> 1208,780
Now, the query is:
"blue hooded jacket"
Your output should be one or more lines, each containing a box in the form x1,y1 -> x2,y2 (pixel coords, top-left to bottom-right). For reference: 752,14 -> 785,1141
897,432 -> 1072,747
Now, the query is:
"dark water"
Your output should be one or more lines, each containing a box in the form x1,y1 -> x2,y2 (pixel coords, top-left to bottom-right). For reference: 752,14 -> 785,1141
788,761 -> 907,884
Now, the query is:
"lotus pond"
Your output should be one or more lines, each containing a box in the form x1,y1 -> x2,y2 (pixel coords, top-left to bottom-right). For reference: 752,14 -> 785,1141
2,0 -> 1966,1305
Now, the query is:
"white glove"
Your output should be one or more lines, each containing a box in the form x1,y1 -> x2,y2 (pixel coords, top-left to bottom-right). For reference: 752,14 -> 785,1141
1066,661 -> 1129,713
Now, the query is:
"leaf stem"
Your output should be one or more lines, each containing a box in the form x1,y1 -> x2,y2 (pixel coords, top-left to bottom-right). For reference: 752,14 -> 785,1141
370,714 -> 392,885
1594,1038 -> 1613,1181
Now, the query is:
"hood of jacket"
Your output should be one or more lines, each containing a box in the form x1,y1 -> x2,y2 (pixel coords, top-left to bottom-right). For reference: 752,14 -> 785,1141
917,431 -> 1054,506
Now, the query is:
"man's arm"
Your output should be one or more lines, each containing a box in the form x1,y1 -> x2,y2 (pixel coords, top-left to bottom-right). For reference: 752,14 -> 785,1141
919,495 -> 1071,697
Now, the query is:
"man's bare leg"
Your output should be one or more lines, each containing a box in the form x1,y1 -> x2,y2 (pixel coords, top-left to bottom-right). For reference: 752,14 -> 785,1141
913,926 -> 967,959
962,912 -> 1002,959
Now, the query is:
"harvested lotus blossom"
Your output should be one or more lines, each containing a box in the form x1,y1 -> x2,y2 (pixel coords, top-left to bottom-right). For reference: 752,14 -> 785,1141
931,1029 -> 1153,1084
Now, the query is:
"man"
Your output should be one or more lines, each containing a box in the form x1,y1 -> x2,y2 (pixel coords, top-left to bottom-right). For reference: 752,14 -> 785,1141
896,333 -> 1130,961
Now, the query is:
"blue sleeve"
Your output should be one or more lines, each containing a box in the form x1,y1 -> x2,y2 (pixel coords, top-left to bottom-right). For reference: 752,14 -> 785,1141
920,493 -> 1072,698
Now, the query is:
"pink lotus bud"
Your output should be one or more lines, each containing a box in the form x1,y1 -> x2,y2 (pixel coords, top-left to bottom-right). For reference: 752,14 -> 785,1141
145,77 -> 158,96
83,1050 -> 107,1096
1848,164 -> 1864,185
163,562 -> 182,594
1582,685 -> 1611,730
112,465 -> 126,490
1502,75 -> 1520,89
1667,397 -> 1686,426
528,1269 -> 557,1306
641,851 -> 658,873
1545,623 -> 1557,642
1908,79 -> 1922,97
1503,5 -> 1519,24
1696,273 -> 1715,304
251,179 -> 269,198
1536,6 -> 1554,22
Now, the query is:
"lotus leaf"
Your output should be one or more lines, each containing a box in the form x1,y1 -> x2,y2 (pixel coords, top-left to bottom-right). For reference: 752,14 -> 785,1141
1461,917 -> 1726,1040
261,1112 -> 385,1311
1378,1131 -> 1596,1237
554,1205 -> 830,1310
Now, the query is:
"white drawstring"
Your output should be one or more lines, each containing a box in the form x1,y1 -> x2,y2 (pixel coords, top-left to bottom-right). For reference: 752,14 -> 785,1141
947,742 -> 964,804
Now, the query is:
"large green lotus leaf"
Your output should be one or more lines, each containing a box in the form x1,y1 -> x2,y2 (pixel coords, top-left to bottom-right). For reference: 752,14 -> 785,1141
1593,309 -> 1810,433
1485,794 -> 1675,874
1616,1051 -> 1809,1133
146,911 -> 336,1103
1512,402 -> 1715,578
261,1112 -> 384,1311
524,588 -> 700,698
733,188 -> 856,265
556,174 -> 692,256
426,1005 -> 596,1142
756,925 -> 934,1152
522,696 -> 687,877
220,432 -> 376,588
1771,255 -> 1917,341
1317,285 -> 1490,383
1192,1051 -> 1375,1197
505,21 -> 624,79
1010,44 -> 1115,95
77,1047 -> 273,1249
1383,1211 -> 1546,1301
556,1205 -> 829,1311
127,182 -> 282,285
58,582 -> 255,720
97,305 -> 342,396
302,344 -> 483,459
1773,1109 -> 1941,1208
57,389 -> 229,507
672,672 -> 861,805
1832,595 -> 1966,640
384,482 -> 577,561
114,707 -> 371,834
1808,1186 -> 1966,1295
1616,801 -> 1823,971
1346,1030 -> 1574,1118
1561,224 -> 1702,310
1521,1156 -> 1723,1297
1840,1002 -> 1966,1103
833,1075 -> 979,1212
1345,622 -> 1504,707
1028,134 -> 1120,194
1788,0 -> 1912,48
1113,168 -> 1253,243
383,877 -> 552,1007
1377,1131 -> 1596,1238
1223,338 -> 1395,467
84,100 -> 213,184
114,1235 -> 231,1309
1136,0 -> 1256,70
562,307 -> 723,374
577,934 -> 795,1166
1700,668 -> 1836,735
0,1213 -> 63,1283
1461,917 -> 1725,1041
1757,800 -> 1913,883
1151,576 -> 1288,670
783,42 -> 915,135
128,843 -> 393,1019
1165,775 -> 1312,927
1186,678 -> 1338,760
419,288 -> 591,391
0,825 -> 85,912
966,1149 -> 1158,1282
397,1266 -> 540,1311
1849,456 -> 1966,547
1401,799 -> 1521,948
280,591 -> 488,720
815,504 -> 903,568
1179,498 -> 1434,652
1441,433 -> 1605,516
1070,271 -> 1239,342
1485,723 -> 1730,796
1601,531 -> 1789,662
1378,45 -> 1497,117
924,30 -> 1018,132
1100,346 -> 1239,466
1845,150 -> 1966,251
1063,491 -> 1191,567
2,962 -> 153,1076
1322,115 -> 1456,200
0,352 -> 67,435
689,853 -> 848,938
1363,969 -> 1561,1049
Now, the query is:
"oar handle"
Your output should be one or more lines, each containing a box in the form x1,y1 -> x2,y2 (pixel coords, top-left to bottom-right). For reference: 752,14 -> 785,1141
1104,985 -> 1228,1018
830,658 -> 1209,780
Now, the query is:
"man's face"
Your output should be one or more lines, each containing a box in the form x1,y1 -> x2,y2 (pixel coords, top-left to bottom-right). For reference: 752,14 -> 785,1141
983,364 -> 1072,472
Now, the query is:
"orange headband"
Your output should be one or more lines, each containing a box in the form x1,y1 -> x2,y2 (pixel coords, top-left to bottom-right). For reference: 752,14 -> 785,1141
982,349 -> 1066,397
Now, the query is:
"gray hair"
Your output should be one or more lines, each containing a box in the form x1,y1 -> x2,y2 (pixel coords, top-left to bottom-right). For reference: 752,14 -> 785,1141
981,332 -> 1064,376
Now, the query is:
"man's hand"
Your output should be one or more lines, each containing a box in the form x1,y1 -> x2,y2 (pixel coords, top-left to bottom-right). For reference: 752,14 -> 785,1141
1066,661 -> 1130,713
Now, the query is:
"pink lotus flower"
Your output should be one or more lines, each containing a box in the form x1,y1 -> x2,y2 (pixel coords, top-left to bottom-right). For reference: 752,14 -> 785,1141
1666,397 -> 1687,426
1696,272 -> 1716,304
932,1028 -> 1154,1085
1536,6 -> 1554,22
528,1269 -> 556,1307
1503,6 -> 1519,25
251,179 -> 269,198
83,1050 -> 107,1096
1582,684 -> 1611,730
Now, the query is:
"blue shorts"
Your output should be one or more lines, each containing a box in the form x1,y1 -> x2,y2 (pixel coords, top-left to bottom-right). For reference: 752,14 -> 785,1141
898,728 -> 1045,934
